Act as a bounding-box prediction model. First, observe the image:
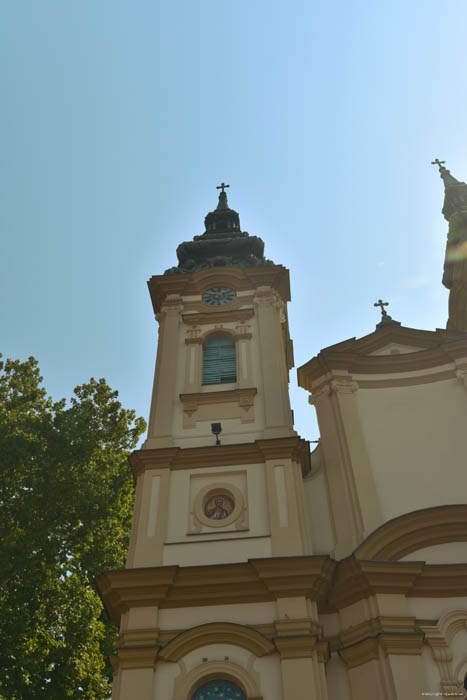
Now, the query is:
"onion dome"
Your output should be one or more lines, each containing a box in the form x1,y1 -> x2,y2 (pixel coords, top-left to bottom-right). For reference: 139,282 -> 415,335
165,185 -> 273,275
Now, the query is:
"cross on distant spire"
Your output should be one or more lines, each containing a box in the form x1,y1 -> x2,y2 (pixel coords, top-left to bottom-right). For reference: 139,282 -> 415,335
431,158 -> 446,170
374,299 -> 389,318
216,182 -> 230,193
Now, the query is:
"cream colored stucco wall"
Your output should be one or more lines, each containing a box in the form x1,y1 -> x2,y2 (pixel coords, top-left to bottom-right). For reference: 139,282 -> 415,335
354,376 -> 467,522
162,534 -> 272,566
406,596 -> 467,619
158,601 -> 277,629
303,470 -> 335,554
162,462 -> 271,566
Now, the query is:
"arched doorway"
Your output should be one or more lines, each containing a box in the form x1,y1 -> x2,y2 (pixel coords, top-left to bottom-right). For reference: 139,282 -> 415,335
191,679 -> 246,700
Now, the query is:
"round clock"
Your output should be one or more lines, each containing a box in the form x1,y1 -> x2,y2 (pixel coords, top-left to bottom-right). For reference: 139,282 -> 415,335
202,287 -> 236,306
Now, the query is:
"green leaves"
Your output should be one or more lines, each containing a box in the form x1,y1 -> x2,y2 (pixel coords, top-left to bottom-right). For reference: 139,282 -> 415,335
0,356 -> 146,700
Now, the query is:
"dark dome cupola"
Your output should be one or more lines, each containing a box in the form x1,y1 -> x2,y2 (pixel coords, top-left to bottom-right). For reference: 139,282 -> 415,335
165,184 -> 273,274
203,184 -> 241,235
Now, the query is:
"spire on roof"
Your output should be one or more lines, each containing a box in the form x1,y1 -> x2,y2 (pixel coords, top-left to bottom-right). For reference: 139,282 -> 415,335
216,182 -> 230,210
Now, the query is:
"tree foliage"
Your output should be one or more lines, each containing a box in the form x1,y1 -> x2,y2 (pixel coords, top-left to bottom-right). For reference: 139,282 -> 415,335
0,356 -> 146,700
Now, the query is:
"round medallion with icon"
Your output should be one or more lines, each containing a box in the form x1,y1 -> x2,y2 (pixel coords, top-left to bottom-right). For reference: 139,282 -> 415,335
204,493 -> 235,521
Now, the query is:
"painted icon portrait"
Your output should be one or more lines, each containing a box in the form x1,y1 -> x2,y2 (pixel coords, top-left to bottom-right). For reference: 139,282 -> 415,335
204,494 -> 234,521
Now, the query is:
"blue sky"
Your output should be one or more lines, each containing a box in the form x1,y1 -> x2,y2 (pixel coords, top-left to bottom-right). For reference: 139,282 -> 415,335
2,0 -> 467,441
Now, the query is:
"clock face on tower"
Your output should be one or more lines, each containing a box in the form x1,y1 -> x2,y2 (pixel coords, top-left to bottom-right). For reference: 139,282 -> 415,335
202,287 -> 237,306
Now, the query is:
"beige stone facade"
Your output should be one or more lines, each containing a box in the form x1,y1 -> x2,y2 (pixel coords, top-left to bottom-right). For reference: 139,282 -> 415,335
97,184 -> 467,699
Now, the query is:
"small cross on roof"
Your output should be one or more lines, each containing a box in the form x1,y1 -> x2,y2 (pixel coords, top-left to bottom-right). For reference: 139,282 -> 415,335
431,158 -> 446,170
374,299 -> 389,318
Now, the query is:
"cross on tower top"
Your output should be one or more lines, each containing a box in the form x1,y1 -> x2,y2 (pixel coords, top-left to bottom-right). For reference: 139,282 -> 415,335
216,182 -> 230,193
374,299 -> 389,318
431,158 -> 446,170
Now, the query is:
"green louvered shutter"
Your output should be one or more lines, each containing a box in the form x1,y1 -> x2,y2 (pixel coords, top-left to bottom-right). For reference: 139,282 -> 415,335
202,336 -> 236,385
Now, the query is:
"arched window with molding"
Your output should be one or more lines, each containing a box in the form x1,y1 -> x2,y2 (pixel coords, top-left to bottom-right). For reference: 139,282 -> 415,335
202,335 -> 236,385
192,679 -> 246,700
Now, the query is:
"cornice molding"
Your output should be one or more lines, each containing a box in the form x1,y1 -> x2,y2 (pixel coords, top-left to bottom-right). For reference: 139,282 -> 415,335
330,558 -> 424,609
329,556 -> 467,610
117,627 -> 159,648
148,265 -> 291,314
338,632 -> 424,669
184,328 -> 253,344
273,634 -> 318,659
110,645 -> 160,671
96,555 -> 335,625
298,327 -> 467,390
183,294 -> 255,314
273,618 -> 322,637
182,309 -> 254,326
97,552 -> 467,626
180,388 -> 257,409
128,436 -> 311,478
338,636 -> 380,669
379,632 -> 424,655
355,505 -> 467,560
339,615 -> 419,648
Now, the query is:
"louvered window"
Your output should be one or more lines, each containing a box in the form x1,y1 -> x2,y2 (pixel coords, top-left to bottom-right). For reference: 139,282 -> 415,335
202,336 -> 236,385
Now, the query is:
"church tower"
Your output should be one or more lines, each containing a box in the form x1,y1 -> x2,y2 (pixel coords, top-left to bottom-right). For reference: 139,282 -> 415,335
434,159 -> 467,331
97,187 -> 333,700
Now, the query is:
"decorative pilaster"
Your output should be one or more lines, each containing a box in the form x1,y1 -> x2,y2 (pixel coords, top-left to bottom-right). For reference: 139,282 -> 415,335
110,626 -> 160,700
184,325 -> 202,392
254,286 -> 295,438
274,631 -> 329,700
310,373 -> 383,558
145,296 -> 183,448
236,321 -> 254,388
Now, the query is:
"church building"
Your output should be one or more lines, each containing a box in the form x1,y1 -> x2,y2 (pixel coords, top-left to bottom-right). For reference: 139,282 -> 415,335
97,166 -> 467,700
